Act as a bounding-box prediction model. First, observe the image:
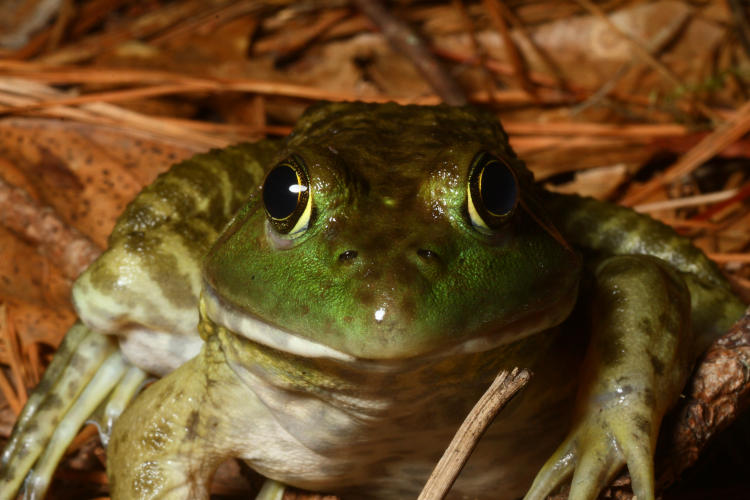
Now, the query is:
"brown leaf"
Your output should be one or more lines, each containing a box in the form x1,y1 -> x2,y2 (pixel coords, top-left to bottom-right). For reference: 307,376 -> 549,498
0,118 -> 198,247
3,298 -> 75,352
0,225 -> 71,308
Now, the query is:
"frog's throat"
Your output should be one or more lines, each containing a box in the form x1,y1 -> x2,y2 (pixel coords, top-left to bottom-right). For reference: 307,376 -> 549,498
201,282 -> 577,367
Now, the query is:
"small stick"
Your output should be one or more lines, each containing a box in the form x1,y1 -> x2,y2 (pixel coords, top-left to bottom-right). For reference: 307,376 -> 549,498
706,253 -> 750,264
633,188 -> 739,213
418,367 -> 531,500
691,181 -> 750,222
728,0 -> 750,59
572,9 -> 690,115
482,0 -> 536,97
621,99 -> 750,206
352,0 -> 467,106
573,0 -> 717,121
452,0 -> 497,103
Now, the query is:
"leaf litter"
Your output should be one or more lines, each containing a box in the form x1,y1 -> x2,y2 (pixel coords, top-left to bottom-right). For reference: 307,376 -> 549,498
0,1 -> 748,498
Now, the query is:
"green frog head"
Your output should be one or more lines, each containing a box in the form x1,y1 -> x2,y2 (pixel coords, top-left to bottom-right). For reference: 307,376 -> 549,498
203,102 -> 580,360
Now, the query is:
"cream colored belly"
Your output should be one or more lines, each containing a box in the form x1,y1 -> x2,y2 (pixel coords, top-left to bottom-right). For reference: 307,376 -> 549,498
233,359 -> 575,500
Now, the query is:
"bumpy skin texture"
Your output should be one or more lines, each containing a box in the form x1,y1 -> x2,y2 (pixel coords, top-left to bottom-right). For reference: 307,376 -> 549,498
1,102 -> 745,500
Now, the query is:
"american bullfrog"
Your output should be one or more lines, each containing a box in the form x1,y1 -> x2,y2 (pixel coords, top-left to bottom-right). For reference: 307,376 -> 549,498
0,102 -> 744,500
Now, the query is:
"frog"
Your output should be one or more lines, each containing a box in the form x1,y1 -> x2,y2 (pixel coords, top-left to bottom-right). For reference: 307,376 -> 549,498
0,101 -> 745,500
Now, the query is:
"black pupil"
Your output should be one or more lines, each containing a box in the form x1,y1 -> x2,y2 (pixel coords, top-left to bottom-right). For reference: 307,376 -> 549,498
263,164 -> 302,220
480,160 -> 517,216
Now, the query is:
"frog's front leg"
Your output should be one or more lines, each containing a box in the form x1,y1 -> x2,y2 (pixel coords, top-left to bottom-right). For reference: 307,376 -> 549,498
525,255 -> 694,500
0,323 -> 147,499
108,337 -> 254,500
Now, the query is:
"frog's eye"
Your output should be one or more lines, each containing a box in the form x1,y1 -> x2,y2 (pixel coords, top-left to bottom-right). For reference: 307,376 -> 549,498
467,152 -> 518,232
262,155 -> 312,235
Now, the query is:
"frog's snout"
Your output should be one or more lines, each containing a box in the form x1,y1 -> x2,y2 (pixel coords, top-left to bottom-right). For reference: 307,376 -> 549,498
415,248 -> 439,261
336,246 -> 442,266
332,239 -> 447,291
337,249 -> 358,262
324,240 -> 452,355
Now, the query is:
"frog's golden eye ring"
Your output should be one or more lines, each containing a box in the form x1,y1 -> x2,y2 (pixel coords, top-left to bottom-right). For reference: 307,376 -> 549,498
262,155 -> 312,235
467,152 -> 519,232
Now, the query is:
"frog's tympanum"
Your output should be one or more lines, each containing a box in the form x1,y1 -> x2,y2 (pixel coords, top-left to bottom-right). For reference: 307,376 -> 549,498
0,103 -> 745,500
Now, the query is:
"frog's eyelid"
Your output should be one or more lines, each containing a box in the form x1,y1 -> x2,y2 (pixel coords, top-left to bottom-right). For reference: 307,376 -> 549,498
287,190 -> 313,235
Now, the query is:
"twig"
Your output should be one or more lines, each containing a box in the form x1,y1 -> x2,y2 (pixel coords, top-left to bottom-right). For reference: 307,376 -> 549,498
149,1 -> 262,46
68,0 -> 132,39
509,135 -> 640,156
621,100 -> 750,206
691,181 -> 750,221
250,8 -> 349,57
47,0 -> 75,52
503,121 -> 687,137
0,61 -> 530,106
573,0 -> 680,85
352,0 -> 467,106
452,0 -> 497,103
573,9 -> 690,114
0,368 -> 21,415
434,47 -> 562,90
728,0 -> 750,59
705,253 -> 750,264
35,0 -> 214,65
633,188 -> 739,213
0,78 -> 233,148
491,1 -> 569,91
0,303 -> 27,411
573,0 -> 717,121
418,368 -> 531,500
481,0 -> 535,97
157,116 -> 292,138
650,217 -> 718,230
0,81 -> 221,115
0,0 -> 62,50
0,305 -> 22,415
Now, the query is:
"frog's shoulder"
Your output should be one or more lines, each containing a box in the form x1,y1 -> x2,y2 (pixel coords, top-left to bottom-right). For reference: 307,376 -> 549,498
72,139 -> 282,374
544,192 -> 727,287
544,191 -> 746,349
110,140 -> 281,242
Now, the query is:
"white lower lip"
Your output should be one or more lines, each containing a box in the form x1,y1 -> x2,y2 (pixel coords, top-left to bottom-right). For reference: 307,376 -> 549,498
202,282 -> 575,368
202,283 -> 357,362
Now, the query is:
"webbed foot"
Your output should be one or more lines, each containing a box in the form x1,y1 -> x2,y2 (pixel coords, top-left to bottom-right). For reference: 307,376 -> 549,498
525,255 -> 695,500
524,398 -> 656,500
0,323 -> 146,499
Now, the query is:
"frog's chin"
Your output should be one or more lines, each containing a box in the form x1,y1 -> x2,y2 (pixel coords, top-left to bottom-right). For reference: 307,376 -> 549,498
201,283 -> 574,367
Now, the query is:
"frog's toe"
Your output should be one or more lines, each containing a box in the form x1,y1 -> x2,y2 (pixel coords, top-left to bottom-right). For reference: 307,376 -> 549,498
608,415 -> 655,500
525,412 -> 656,500
98,362 -> 150,444
525,435 -> 624,500
566,440 -> 623,500
523,437 -> 576,500
0,323 -> 144,500
22,351 -> 130,499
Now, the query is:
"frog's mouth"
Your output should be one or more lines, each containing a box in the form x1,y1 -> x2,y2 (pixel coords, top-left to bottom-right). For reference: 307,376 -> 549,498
202,280 -> 575,369
202,283 -> 358,363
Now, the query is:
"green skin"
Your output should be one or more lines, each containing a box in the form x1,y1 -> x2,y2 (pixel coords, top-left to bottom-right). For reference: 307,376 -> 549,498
0,102 -> 744,500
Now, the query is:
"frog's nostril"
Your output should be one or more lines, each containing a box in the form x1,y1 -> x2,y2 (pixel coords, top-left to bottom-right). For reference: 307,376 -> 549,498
416,248 -> 439,260
339,250 -> 358,262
